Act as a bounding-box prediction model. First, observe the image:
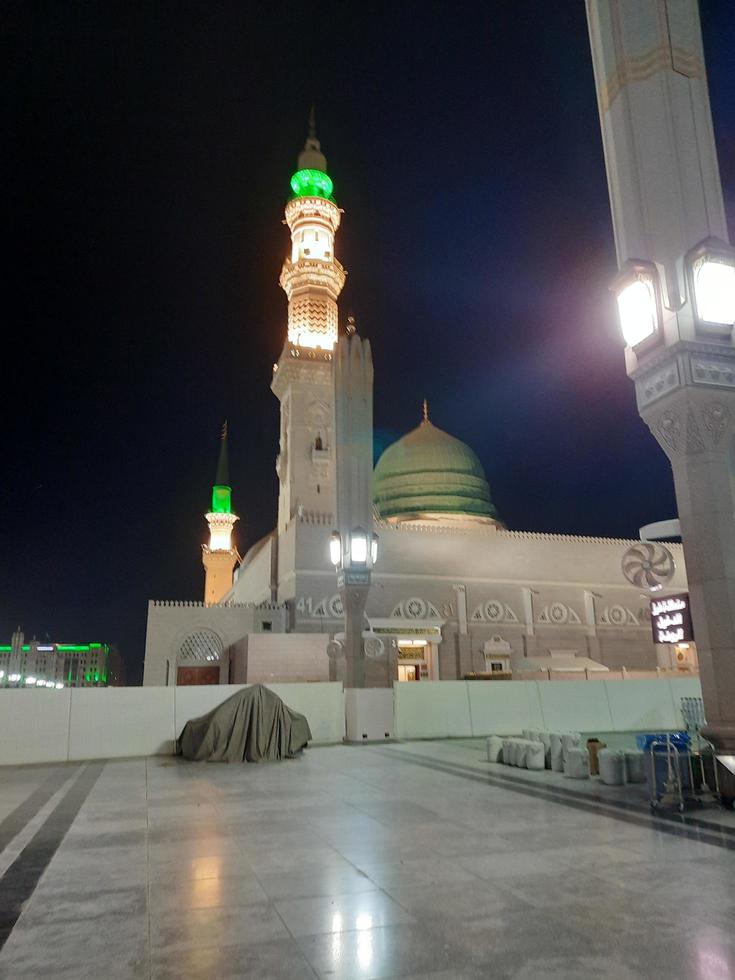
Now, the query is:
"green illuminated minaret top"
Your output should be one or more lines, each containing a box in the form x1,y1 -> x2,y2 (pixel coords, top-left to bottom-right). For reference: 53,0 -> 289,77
289,107 -> 335,202
211,421 -> 232,514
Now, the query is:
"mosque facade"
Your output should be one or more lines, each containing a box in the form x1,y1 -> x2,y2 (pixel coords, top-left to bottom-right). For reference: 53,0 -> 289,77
142,122 -> 691,687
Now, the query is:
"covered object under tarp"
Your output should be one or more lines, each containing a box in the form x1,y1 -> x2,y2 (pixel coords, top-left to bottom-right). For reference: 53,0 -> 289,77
177,684 -> 312,762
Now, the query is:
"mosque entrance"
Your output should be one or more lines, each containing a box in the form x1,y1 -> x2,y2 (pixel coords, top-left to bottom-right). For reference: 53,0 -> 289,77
175,629 -> 223,686
396,640 -> 430,681
176,665 -> 220,685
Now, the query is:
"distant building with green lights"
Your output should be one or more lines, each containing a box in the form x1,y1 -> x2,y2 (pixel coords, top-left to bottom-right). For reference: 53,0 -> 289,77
0,629 -> 124,688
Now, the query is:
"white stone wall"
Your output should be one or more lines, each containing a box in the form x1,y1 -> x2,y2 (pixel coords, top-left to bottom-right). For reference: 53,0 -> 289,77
245,633 -> 330,684
230,533 -> 274,606
142,601 -> 285,686
279,518 -> 685,676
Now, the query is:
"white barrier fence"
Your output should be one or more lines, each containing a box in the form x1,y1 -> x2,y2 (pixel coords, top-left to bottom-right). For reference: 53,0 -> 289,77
393,677 -> 704,739
0,683 -> 346,766
0,676 -> 703,766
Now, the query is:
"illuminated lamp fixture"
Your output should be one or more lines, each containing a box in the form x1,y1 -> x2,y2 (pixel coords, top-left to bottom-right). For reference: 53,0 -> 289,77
329,530 -> 342,567
349,527 -> 368,566
290,168 -> 334,200
686,237 -> 735,334
25,676 -> 37,685
55,682 -> 64,689
371,533 -> 379,566
611,260 -> 663,351
0,669 -> 4,679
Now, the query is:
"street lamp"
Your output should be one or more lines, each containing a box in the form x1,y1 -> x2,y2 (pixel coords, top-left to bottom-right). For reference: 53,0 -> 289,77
687,237 -> 735,334
329,527 -> 378,569
611,260 -> 663,351
329,530 -> 342,567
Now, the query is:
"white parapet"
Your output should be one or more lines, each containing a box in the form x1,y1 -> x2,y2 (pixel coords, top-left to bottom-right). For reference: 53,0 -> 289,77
344,688 -> 394,742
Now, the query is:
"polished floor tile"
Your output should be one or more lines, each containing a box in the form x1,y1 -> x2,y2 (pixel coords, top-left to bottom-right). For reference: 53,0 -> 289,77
150,936 -> 317,980
275,888 -> 413,938
1,739 -> 734,980
297,923 -> 471,980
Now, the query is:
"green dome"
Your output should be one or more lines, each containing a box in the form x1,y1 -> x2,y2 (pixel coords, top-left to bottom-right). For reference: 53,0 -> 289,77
374,418 -> 499,525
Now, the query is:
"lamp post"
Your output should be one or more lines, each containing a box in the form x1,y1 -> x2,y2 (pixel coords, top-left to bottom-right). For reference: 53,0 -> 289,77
332,330 -> 376,687
586,1 -> 735,769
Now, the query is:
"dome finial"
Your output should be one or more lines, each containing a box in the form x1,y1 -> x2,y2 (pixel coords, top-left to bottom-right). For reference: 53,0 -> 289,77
422,399 -> 429,423
296,105 -> 327,174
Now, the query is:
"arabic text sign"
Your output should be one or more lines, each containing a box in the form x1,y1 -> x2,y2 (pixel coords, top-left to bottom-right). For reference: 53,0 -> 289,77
650,593 -> 693,645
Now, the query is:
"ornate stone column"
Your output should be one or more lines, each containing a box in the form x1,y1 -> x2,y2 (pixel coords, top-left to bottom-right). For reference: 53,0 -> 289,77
638,373 -> 735,748
333,331 -> 377,688
586,1 -> 735,755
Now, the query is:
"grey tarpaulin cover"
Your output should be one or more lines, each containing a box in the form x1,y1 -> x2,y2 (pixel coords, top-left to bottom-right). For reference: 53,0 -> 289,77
177,684 -> 312,763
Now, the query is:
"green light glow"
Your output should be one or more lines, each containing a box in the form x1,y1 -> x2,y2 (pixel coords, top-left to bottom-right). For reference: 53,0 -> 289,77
290,168 -> 333,200
212,485 -> 232,514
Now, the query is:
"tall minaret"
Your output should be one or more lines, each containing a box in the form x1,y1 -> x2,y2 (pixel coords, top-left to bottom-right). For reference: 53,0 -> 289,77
271,111 -> 346,533
202,422 -> 239,605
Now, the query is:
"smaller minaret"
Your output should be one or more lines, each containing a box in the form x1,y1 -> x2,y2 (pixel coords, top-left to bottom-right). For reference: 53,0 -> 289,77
202,422 -> 239,605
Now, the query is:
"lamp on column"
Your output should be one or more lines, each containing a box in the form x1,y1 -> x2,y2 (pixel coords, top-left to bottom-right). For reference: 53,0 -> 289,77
611,259 -> 663,351
686,237 -> 735,334
329,530 -> 342,567
329,527 -> 378,569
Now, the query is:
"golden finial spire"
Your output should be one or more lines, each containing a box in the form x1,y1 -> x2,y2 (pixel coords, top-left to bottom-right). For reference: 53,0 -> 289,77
422,399 -> 429,423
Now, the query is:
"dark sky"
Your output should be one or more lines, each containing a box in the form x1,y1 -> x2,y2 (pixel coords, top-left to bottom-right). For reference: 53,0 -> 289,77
5,2 -> 734,683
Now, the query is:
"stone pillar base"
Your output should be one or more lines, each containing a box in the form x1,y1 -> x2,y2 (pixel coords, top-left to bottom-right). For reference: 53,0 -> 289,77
701,724 -> 735,754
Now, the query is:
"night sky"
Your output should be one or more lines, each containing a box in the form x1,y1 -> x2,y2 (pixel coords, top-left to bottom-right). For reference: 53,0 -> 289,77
5,2 -> 734,683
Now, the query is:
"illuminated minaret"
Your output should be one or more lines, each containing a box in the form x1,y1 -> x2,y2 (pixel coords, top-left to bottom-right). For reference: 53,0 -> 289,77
202,422 -> 238,605
271,110 -> 346,533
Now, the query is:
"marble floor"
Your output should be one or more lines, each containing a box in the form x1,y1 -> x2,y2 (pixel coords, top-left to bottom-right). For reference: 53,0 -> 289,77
0,739 -> 734,980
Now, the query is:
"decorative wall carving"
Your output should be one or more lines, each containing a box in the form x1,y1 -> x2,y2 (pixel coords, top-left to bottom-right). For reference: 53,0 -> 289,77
691,359 -> 735,388
702,402 -> 731,444
649,398 -> 735,457
391,597 -> 441,619
637,363 -> 680,408
471,601 -> 519,624
685,408 -> 705,453
654,410 -> 682,454
537,602 -> 581,626
598,605 -> 640,627
364,635 -> 385,659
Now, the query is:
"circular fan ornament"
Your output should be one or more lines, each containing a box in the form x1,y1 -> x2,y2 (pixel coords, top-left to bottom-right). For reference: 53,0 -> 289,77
326,639 -> 344,662
621,542 -> 675,592
327,594 -> 344,618
363,635 -> 386,660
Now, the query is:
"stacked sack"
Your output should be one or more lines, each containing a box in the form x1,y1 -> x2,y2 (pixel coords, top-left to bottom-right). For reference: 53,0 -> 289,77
487,729 -> 588,777
486,735 -> 545,770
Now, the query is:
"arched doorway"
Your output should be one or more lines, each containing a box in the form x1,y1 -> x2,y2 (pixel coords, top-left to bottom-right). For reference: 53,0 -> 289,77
176,629 -> 223,685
